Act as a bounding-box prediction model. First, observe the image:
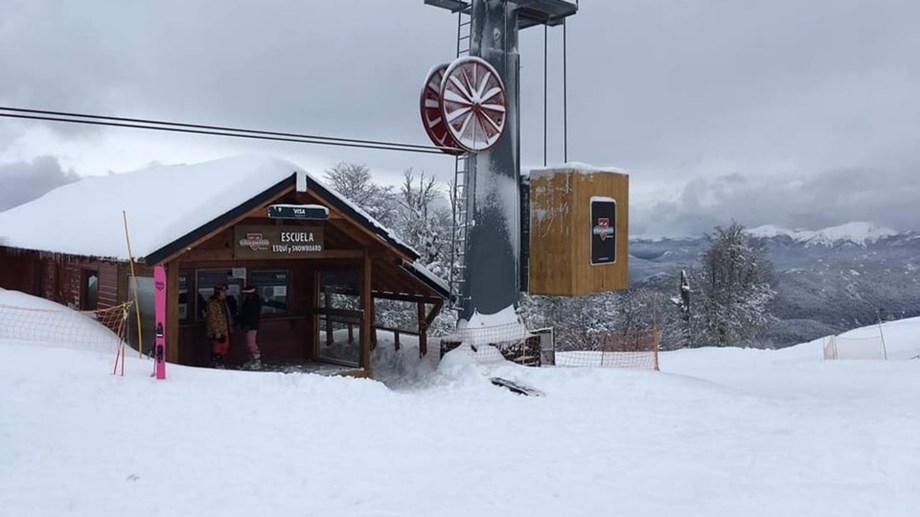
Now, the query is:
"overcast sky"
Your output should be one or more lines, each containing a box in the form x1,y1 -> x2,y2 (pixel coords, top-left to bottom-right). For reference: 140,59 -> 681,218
1,0 -> 918,236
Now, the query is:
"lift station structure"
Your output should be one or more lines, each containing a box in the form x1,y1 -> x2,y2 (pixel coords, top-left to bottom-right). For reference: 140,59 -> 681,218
423,0 -> 584,324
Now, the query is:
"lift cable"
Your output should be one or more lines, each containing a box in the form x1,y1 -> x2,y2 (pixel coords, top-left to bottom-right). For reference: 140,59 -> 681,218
563,18 -> 569,163
543,24 -> 549,167
0,106 -> 462,156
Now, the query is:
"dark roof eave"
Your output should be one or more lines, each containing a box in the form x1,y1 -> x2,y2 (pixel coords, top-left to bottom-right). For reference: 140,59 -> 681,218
398,260 -> 451,301
306,177 -> 420,260
143,173 -> 296,265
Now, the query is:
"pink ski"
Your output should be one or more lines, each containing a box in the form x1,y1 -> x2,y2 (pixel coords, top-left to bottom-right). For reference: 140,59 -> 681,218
153,265 -> 167,380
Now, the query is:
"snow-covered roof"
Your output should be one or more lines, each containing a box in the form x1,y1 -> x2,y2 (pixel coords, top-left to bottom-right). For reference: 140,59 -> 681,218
524,162 -> 629,177
400,260 -> 450,299
0,155 -> 421,264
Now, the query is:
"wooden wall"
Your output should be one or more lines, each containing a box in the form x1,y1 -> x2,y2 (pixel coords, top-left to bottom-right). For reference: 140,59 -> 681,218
0,247 -> 41,296
173,255 -> 318,368
528,167 -> 629,296
0,247 -> 123,309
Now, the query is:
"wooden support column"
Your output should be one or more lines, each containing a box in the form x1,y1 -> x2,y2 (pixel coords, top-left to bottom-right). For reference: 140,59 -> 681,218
165,262 -> 179,364
418,301 -> 428,357
370,296 -> 377,350
425,299 -> 444,327
360,250 -> 372,372
324,288 -> 333,346
308,269 -> 319,361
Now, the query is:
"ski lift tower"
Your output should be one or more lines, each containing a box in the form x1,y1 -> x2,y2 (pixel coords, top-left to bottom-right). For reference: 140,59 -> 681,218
424,0 -> 578,322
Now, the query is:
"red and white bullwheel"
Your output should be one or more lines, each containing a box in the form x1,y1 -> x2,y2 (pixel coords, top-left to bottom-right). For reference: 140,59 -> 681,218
440,56 -> 507,153
420,63 -> 463,155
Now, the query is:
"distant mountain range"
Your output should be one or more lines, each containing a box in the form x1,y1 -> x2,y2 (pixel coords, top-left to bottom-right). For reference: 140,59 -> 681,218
630,222 -> 920,346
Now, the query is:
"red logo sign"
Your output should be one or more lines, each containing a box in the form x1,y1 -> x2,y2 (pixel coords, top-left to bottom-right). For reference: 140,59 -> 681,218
238,233 -> 270,251
597,218 -> 612,241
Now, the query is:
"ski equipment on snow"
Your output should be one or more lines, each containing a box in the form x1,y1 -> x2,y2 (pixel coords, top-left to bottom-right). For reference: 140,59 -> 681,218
153,265 -> 167,380
490,377 -> 544,397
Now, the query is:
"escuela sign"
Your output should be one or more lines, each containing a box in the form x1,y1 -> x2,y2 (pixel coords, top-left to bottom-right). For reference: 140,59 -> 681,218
234,225 -> 324,259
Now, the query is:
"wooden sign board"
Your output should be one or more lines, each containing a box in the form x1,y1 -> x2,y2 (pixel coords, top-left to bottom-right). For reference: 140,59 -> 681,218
234,225 -> 324,260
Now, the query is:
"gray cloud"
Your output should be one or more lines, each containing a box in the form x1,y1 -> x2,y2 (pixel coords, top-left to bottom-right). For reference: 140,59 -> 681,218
1,0 -> 918,232
0,156 -> 80,211
633,164 -> 920,236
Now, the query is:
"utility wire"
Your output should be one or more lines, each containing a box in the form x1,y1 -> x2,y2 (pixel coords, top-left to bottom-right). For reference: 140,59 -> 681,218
563,18 -> 568,163
0,106 -> 461,156
543,24 -> 548,167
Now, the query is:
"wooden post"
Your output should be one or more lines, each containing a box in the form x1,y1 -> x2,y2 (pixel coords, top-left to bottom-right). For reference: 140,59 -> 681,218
360,250 -> 372,371
394,330 -> 400,351
165,262 -> 180,364
425,299 -> 444,327
324,288 -> 333,346
370,296 -> 377,350
418,301 -> 428,357
308,269 -> 319,361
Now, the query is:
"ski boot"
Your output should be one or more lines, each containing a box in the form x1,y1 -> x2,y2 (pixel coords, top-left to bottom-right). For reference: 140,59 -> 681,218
243,354 -> 262,371
210,353 -> 226,370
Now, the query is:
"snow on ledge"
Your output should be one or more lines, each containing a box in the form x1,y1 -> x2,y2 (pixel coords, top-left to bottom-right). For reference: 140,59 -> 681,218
525,162 -> 629,177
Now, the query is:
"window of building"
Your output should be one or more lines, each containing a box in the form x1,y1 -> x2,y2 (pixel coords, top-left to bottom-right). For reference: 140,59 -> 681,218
195,269 -> 244,321
248,270 -> 289,315
82,270 -> 99,310
178,272 -> 190,322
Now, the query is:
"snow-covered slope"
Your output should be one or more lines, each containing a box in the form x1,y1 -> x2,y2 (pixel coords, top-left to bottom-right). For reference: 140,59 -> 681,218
1,289 -> 918,517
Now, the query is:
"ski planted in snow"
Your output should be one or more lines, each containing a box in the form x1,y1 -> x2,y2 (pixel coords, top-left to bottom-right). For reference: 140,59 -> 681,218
153,265 -> 167,380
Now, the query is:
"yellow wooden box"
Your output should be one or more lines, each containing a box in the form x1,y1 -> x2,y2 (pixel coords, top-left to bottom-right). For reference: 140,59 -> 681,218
527,166 -> 629,296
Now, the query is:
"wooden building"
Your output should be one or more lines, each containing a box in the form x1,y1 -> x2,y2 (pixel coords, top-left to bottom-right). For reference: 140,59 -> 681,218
526,165 -> 629,296
0,156 -> 448,376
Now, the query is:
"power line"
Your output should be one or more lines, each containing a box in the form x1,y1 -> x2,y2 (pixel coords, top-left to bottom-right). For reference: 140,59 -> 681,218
563,18 -> 568,163
543,24 -> 548,167
0,106 -> 462,156
0,106 -> 442,151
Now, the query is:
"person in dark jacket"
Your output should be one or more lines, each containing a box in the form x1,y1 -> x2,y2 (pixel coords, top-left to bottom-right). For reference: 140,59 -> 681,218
239,285 -> 263,370
205,283 -> 233,369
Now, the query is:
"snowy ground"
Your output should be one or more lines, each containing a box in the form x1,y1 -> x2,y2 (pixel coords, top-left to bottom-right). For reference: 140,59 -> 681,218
1,289 -> 918,517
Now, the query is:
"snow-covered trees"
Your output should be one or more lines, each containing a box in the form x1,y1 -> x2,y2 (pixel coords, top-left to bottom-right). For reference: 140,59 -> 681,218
691,222 -> 776,346
324,162 -> 398,228
396,169 -> 452,279
323,163 -> 455,333
522,223 -> 777,350
323,162 -> 776,348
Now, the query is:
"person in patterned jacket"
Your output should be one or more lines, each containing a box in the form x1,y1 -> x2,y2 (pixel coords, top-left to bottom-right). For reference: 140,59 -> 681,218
206,283 -> 233,368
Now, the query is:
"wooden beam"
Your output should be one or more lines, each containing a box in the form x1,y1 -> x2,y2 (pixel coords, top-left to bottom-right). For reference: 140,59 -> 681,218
320,250 -> 364,260
360,248 -> 372,372
181,246 -> 362,263
370,296 -> 377,350
159,184 -> 296,264
310,269 -> 320,361
165,262 -> 180,364
425,299 -> 444,327
324,289 -> 333,345
371,291 -> 443,304
324,209 -> 414,262
418,301 -> 428,357
312,307 -> 363,321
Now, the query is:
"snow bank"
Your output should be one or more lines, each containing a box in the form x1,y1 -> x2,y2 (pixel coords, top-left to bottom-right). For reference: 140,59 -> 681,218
0,288 -> 123,354
2,315 -> 918,516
